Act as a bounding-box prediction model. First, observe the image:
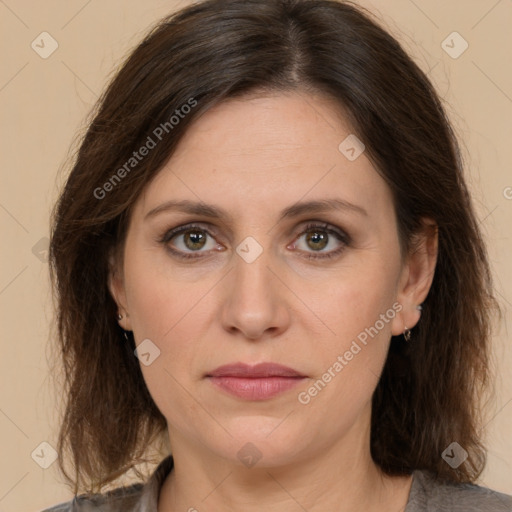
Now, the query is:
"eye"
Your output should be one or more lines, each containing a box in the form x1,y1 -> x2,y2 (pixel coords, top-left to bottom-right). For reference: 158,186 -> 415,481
158,222 -> 350,261
159,223 -> 220,260
290,222 -> 350,260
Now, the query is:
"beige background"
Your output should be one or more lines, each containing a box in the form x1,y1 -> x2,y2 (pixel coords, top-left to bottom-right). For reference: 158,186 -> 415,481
0,0 -> 511,510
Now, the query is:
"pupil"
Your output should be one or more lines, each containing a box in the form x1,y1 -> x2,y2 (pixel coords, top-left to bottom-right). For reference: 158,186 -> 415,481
307,230 -> 327,250
185,230 -> 205,250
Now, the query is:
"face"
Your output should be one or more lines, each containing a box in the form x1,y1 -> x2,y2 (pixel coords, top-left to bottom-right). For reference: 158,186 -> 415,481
109,90 -> 432,468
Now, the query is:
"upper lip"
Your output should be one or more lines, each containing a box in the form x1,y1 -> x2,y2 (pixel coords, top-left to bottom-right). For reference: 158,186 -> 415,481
207,362 -> 306,378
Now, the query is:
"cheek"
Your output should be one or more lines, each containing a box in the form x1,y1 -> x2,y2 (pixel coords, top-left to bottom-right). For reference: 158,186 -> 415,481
123,242 -> 198,341
123,258 -> 205,429
295,254 -> 400,404
299,255 -> 399,349
122,245 -> 214,383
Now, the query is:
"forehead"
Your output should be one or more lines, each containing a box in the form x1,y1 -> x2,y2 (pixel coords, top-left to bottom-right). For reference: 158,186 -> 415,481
134,91 -> 394,225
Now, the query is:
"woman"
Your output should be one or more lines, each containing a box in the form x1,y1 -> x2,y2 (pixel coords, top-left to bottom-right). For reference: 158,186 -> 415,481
44,0 -> 512,510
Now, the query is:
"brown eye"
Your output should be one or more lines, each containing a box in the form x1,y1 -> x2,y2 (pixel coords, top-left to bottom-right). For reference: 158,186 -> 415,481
181,229 -> 208,251
160,224 -> 219,259
292,223 -> 350,261
305,229 -> 329,251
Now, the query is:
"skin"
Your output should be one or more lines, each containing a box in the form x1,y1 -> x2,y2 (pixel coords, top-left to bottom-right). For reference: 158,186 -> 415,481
109,90 -> 438,512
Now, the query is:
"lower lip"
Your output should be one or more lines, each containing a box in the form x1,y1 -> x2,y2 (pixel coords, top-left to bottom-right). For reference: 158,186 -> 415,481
207,376 -> 305,400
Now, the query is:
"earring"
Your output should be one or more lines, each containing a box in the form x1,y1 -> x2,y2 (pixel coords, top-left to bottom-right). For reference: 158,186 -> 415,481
117,313 -> 123,320
403,326 -> 412,342
416,304 -> 423,311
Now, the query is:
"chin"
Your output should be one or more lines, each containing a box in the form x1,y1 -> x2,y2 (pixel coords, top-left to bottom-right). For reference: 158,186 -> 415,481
202,416 -> 315,468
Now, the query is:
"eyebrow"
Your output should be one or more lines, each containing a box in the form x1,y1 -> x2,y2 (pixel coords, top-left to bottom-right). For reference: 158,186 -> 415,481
145,198 -> 368,223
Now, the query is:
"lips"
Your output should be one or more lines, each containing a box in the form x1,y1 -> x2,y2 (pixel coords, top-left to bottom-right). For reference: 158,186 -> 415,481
206,363 -> 306,400
207,362 -> 306,378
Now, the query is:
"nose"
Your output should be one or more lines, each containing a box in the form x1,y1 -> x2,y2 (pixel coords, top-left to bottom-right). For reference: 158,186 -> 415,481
219,246 -> 291,341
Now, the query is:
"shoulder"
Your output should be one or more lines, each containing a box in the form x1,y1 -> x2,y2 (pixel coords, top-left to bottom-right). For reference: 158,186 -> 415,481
40,482 -> 144,512
41,454 -> 174,512
407,470 -> 512,512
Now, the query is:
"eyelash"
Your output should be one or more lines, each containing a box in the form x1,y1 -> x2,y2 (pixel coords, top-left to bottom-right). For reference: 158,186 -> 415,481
158,222 -> 351,261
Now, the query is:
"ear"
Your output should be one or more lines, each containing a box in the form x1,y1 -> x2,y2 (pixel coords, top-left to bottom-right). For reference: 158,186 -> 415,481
107,248 -> 132,331
391,217 -> 438,336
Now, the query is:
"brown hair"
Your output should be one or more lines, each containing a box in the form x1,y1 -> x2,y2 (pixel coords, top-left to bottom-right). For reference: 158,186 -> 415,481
49,0 -> 501,495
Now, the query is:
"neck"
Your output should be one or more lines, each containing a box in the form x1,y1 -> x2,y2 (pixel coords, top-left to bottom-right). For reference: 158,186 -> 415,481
158,419 -> 413,512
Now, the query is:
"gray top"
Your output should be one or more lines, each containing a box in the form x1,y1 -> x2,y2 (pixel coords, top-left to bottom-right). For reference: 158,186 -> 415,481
42,455 -> 512,511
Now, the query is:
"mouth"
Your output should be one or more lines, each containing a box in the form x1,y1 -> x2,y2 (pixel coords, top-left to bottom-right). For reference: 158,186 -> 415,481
206,362 -> 307,401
